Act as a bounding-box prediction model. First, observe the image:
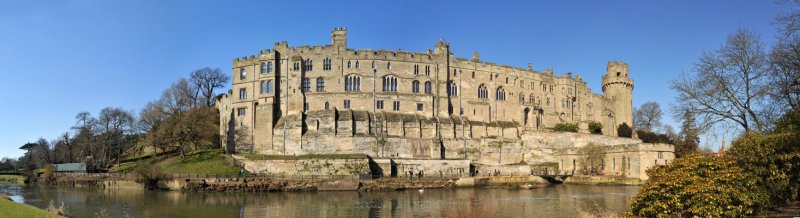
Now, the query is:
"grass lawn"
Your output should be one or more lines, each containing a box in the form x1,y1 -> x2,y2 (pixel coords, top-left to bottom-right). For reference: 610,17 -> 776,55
0,175 -> 24,184
159,149 -> 243,175
0,196 -> 62,218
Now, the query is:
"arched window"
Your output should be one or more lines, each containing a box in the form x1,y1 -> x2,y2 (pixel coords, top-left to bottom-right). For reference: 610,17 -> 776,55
261,63 -> 267,74
412,80 -> 420,93
478,84 -> 488,99
505,77 -> 509,84
266,80 -> 273,93
301,78 -> 310,92
347,61 -> 351,69
530,94 -> 535,104
240,68 -> 246,80
496,87 -> 506,101
345,75 -> 361,91
546,97 -> 550,105
453,69 -> 457,76
324,102 -> 330,110
267,62 -> 273,73
382,75 -> 398,92
387,61 -> 391,69
424,81 -> 432,94
303,59 -> 313,71
371,61 -> 376,69
260,81 -> 267,94
447,80 -> 458,96
519,92 -> 525,103
355,61 -> 360,68
316,77 -> 325,92
472,71 -> 475,79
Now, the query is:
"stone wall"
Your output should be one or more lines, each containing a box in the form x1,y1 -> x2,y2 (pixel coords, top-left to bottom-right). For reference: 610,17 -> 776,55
234,156 -> 371,176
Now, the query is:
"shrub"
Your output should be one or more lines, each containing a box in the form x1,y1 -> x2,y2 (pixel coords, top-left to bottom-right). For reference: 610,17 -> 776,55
553,123 -> 578,132
627,153 -> 769,217
727,131 -> 800,204
588,121 -> 603,134
636,130 -> 673,144
617,123 -> 632,138
135,163 -> 165,189
41,164 -> 55,182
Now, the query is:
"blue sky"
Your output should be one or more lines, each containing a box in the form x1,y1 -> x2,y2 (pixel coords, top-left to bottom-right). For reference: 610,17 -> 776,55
0,0 -> 791,158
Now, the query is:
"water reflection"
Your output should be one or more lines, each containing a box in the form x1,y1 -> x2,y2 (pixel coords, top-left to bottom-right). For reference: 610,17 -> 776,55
0,184 -> 639,217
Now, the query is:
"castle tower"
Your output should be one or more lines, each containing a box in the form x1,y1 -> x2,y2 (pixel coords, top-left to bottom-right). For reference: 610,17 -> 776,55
331,27 -> 347,49
601,61 -> 634,135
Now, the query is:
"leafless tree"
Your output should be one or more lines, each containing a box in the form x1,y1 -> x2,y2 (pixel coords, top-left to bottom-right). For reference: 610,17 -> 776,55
671,28 -> 771,133
190,67 -> 229,108
160,78 -> 199,115
138,100 -> 167,133
633,101 -> 663,132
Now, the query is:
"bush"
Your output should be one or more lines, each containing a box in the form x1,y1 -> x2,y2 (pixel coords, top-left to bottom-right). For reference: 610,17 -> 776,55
553,123 -> 578,132
727,131 -> 800,204
636,130 -> 673,144
627,153 -> 769,217
135,163 -> 165,189
41,164 -> 54,182
588,121 -> 603,134
617,123 -> 632,138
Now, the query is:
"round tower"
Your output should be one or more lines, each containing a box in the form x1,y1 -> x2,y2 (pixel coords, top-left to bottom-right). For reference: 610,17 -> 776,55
601,61 -> 634,134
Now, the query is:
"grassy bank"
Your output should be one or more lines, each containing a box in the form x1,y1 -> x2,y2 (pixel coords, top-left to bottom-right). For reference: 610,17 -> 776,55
111,149 -> 244,176
0,196 -> 63,218
0,175 -> 24,184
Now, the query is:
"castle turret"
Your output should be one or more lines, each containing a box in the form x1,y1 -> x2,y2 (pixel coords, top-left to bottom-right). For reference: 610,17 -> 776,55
331,27 -> 347,48
602,61 -> 634,135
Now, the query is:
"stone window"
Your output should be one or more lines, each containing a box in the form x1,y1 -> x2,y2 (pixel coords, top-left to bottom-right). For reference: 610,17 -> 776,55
546,97 -> 550,105
505,77 -> 508,84
530,94 -> 535,104
382,75 -> 398,92
324,102 -> 330,110
267,80 -> 273,93
302,59 -> 313,71
237,108 -> 246,116
414,64 -> 419,75
371,61 -> 376,69
267,62 -> 273,73
323,58 -> 332,71
447,80 -> 457,96
376,100 -> 384,109
477,84 -> 488,99
424,81 -> 432,94
519,93 -> 525,103
304,103 -> 309,111
496,87 -> 506,101
316,77 -> 325,92
355,61 -> 360,69
347,61 -> 351,69
425,65 -> 430,76
301,78 -> 310,92
345,75 -> 361,91
240,68 -> 246,80
417,103 -> 423,111
658,152 -> 663,159
260,81 -> 267,94
293,62 -> 300,71
261,62 -> 267,74
412,80 -> 420,93
472,71 -> 475,79
387,61 -> 391,69
392,101 -> 400,111
344,100 -> 351,109
239,88 -> 247,100
453,69 -> 457,76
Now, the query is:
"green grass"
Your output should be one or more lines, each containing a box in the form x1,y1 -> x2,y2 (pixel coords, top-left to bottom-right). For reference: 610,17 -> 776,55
0,175 -> 24,184
239,153 -> 368,160
0,196 -> 63,218
159,149 -> 243,175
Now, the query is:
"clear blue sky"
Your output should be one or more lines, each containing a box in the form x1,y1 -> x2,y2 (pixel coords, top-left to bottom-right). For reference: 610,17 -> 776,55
0,0 -> 791,158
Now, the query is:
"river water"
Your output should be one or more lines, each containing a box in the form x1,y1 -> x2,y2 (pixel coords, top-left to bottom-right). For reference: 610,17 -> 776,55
0,184 -> 639,217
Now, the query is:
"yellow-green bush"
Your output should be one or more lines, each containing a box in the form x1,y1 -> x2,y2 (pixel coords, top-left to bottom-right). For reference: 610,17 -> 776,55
553,123 -> 578,132
627,153 -> 769,217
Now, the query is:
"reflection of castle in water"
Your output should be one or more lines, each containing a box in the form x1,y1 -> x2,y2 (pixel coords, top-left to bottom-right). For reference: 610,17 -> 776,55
216,28 -> 673,180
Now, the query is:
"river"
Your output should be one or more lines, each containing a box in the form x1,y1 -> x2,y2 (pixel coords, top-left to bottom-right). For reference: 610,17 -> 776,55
0,184 -> 639,217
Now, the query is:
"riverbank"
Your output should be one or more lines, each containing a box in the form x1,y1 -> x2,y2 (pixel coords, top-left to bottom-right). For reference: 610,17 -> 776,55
0,175 -> 23,184
0,194 -> 63,218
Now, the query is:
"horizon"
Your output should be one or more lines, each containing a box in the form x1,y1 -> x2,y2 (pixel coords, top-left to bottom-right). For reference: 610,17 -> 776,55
0,0 -> 791,158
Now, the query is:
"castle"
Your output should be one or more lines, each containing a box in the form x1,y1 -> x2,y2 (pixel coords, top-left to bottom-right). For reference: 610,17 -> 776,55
217,28 -> 673,180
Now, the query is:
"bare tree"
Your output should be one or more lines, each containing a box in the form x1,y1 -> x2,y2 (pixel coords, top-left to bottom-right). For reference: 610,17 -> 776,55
671,28 -> 771,133
94,107 -> 135,167
190,67 -> 229,108
633,101 -> 663,132
138,100 -> 167,133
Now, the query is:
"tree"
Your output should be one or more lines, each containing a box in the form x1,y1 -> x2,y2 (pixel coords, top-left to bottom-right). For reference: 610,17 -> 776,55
145,108 -> 219,158
94,107 -> 135,168
617,123 -> 632,138
160,78 -> 199,115
673,109 -> 702,157
633,101 -> 663,132
190,67 -> 229,108
671,28 -> 771,133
